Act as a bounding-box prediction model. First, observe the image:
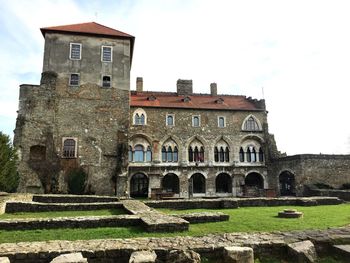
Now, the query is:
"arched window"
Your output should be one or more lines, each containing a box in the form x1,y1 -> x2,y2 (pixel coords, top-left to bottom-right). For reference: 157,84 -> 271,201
189,147 -> 193,162
167,115 -> 174,126
173,146 -> 178,162
162,173 -> 179,193
239,147 -> 245,162
162,146 -> 167,162
246,147 -> 251,162
251,147 -> 257,162
146,146 -> 152,162
130,173 -> 148,197
128,146 -> 133,162
134,145 -> 144,162
259,147 -> 264,162
63,138 -> 76,158
214,147 -> 219,162
190,173 -> 206,193
245,172 -> 264,189
243,116 -> 261,131
134,113 -> 140,125
188,139 -> 204,163
102,75 -> 111,88
167,146 -> 173,162
225,147 -> 230,162
214,139 -> 229,163
133,109 -> 147,125
216,173 -> 232,193
162,139 -> 179,162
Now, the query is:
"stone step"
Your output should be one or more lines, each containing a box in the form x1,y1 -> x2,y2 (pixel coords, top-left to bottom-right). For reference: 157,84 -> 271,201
173,212 -> 229,223
332,244 -> 350,258
5,201 -> 124,213
0,215 -> 140,230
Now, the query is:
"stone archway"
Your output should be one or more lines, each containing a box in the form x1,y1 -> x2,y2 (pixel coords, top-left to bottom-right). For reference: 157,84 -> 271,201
162,173 -> 180,194
189,173 -> 206,194
244,172 -> 264,197
130,173 -> 149,198
279,171 -> 296,196
216,173 -> 232,193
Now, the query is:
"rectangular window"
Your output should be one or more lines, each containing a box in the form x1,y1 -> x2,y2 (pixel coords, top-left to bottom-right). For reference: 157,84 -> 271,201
102,75 -> 111,88
192,115 -> 200,127
218,116 -> 226,128
70,43 -> 81,60
69,73 -> 79,86
101,46 -> 112,62
166,114 -> 175,126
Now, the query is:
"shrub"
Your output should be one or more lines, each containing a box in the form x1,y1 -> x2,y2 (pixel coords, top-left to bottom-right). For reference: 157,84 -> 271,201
314,183 -> 333,189
67,168 -> 87,194
0,132 -> 19,192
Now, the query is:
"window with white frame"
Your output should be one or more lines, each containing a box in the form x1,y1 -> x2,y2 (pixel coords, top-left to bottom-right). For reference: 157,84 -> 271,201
192,115 -> 200,127
218,116 -> 225,128
70,43 -> 81,60
133,108 -> 147,125
242,115 -> 261,131
101,46 -> 112,62
166,114 -> 174,126
69,73 -> 79,86
102,75 -> 111,88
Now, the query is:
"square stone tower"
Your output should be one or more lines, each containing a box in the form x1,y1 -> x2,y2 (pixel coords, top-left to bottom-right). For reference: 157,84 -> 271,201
14,22 -> 134,195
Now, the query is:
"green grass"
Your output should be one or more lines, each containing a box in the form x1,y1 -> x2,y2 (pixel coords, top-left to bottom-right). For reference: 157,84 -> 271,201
0,204 -> 349,243
0,208 -> 125,220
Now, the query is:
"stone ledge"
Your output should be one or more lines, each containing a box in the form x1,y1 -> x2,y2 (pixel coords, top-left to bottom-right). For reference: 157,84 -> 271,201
5,201 -> 124,213
173,212 -> 229,223
32,195 -> 119,204
0,215 -> 140,230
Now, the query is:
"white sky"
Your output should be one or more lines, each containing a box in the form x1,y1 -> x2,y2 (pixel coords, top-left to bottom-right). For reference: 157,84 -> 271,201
0,0 -> 350,155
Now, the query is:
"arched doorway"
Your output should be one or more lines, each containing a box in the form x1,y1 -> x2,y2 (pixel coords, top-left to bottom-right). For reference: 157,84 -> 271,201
279,171 -> 295,196
245,172 -> 264,189
216,173 -> 232,193
162,173 -> 179,194
130,173 -> 149,198
189,173 -> 206,194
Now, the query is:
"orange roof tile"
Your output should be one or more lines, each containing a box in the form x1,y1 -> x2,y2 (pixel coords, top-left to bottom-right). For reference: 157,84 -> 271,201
130,91 -> 265,111
40,22 -> 134,39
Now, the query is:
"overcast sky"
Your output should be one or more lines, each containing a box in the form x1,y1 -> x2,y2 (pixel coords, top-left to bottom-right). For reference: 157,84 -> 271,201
1,0 -> 350,155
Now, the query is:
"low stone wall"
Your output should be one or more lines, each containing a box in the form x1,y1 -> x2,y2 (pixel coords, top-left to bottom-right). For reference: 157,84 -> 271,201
305,186 -> 350,201
0,215 -> 140,230
174,212 -> 229,223
32,195 -> 119,203
5,202 -> 124,213
0,227 -> 350,262
145,197 -> 342,210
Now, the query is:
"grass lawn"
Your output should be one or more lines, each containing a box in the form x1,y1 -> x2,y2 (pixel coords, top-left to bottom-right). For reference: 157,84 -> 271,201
0,208 -> 126,220
0,204 -> 349,243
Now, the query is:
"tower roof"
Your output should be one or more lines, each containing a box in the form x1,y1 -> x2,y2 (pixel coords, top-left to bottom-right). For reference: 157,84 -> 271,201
40,22 -> 134,39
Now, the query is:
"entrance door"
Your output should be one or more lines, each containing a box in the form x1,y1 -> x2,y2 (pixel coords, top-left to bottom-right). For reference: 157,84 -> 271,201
279,171 -> 295,196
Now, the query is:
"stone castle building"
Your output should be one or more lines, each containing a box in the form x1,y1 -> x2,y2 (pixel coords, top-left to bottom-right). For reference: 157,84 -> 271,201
14,22 -> 350,198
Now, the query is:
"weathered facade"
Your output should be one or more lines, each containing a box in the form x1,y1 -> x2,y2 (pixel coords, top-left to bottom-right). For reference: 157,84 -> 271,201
14,22 -> 350,197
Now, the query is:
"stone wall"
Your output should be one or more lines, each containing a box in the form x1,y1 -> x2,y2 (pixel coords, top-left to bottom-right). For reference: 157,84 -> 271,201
270,154 -> 350,196
304,185 -> 350,201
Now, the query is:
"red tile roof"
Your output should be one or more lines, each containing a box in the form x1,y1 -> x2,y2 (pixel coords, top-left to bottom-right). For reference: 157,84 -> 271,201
40,22 -> 134,39
130,91 -> 265,111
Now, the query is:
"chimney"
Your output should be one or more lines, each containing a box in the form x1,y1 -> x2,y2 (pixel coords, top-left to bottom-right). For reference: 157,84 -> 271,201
136,77 -> 143,92
210,83 -> 217,96
177,79 -> 193,95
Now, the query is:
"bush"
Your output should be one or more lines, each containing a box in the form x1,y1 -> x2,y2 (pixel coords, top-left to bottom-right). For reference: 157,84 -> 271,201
67,168 -> 87,194
0,132 -> 19,192
340,183 -> 350,190
314,183 -> 333,189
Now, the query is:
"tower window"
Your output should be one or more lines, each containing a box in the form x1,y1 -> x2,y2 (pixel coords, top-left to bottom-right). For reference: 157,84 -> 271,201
62,138 -> 77,158
69,74 -> 79,86
192,116 -> 200,127
218,116 -> 225,128
70,43 -> 81,60
101,46 -> 112,62
166,114 -> 174,126
102,76 -> 111,88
